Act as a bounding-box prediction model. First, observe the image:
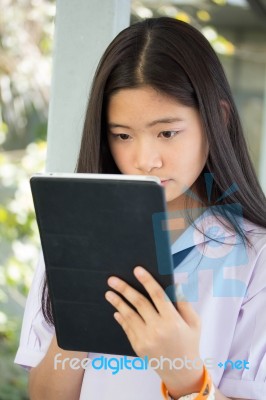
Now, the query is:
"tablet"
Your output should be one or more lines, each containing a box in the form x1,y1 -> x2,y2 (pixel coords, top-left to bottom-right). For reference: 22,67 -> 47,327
30,173 -> 176,356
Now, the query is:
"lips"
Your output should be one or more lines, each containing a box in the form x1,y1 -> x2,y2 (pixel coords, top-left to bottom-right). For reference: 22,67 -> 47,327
160,179 -> 171,186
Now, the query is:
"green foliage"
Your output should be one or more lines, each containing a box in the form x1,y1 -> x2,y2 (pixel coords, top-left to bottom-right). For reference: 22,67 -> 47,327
0,0 -> 54,398
0,143 -> 47,399
0,0 -> 55,151
0,319 -> 29,400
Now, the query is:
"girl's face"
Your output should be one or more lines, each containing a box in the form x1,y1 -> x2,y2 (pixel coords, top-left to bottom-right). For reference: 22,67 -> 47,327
107,86 -> 209,211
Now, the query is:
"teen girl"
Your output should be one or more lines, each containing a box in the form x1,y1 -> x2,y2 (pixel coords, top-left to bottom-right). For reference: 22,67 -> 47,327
15,17 -> 266,400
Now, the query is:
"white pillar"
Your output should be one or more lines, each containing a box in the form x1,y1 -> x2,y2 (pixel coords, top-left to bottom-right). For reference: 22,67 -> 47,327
46,0 -> 131,172
258,65 -> 266,194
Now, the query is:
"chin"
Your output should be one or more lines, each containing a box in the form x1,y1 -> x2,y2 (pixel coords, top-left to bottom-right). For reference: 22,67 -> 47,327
165,190 -> 185,208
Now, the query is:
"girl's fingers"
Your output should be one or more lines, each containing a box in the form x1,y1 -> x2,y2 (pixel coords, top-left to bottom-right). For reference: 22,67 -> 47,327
105,290 -> 144,332
133,267 -> 183,320
111,309 -> 138,346
106,276 -> 159,323
175,284 -> 201,328
176,299 -> 201,328
107,269 -> 200,329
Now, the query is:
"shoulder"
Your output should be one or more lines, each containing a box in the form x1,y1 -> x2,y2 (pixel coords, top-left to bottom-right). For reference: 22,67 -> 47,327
243,218 -> 266,257
238,219 -> 266,301
198,212 -> 266,291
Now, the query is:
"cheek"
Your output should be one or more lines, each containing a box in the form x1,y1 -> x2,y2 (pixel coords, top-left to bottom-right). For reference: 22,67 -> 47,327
108,143 -> 129,171
168,136 -> 207,179
108,141 -> 118,162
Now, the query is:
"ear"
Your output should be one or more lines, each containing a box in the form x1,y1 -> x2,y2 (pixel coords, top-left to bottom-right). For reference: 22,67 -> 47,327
220,100 -> 230,126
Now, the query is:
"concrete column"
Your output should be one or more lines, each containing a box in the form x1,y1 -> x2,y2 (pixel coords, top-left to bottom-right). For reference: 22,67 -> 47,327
45,0 -> 131,172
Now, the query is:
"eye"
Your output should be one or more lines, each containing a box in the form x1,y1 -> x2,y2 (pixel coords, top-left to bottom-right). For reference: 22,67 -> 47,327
110,133 -> 131,140
159,131 -> 179,139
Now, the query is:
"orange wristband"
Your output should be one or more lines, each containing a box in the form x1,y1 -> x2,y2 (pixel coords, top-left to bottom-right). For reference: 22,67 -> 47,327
161,365 -> 213,400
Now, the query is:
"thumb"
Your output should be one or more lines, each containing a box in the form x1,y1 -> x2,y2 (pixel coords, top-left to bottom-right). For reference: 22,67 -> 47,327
175,284 -> 200,328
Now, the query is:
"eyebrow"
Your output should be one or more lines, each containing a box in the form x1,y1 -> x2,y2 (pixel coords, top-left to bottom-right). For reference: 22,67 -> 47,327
108,117 -> 185,129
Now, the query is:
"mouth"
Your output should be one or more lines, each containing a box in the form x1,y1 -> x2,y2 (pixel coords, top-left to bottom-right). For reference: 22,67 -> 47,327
160,179 -> 171,186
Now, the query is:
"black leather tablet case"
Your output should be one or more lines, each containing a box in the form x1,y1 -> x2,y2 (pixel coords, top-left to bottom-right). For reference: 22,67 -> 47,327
30,175 -> 175,356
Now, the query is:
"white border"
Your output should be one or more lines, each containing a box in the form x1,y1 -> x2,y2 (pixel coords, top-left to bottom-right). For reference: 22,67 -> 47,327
31,173 -> 161,185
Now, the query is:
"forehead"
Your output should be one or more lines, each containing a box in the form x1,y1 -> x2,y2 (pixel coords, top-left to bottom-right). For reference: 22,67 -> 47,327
106,86 -> 201,130
107,86 -> 188,119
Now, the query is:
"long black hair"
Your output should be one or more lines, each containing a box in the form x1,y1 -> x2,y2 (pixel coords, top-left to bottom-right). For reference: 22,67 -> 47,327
42,17 -> 266,325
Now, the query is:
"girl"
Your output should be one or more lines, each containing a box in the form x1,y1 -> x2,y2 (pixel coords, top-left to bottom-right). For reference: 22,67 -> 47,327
15,17 -> 266,400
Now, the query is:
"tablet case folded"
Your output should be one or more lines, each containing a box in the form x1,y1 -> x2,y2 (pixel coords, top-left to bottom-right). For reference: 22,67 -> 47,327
30,175 -> 176,356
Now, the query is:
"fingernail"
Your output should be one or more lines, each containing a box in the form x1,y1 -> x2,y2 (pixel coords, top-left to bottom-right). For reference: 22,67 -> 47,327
108,277 -> 119,288
134,266 -> 145,277
105,291 -> 115,301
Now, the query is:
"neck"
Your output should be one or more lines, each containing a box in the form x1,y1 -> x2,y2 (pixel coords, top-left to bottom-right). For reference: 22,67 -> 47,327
166,194 -> 206,245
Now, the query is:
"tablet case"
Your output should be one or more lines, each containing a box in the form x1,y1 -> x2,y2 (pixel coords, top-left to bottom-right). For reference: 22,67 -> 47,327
30,175 -> 176,356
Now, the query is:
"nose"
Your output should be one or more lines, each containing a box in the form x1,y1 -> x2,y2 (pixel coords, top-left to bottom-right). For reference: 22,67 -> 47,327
134,139 -> 163,173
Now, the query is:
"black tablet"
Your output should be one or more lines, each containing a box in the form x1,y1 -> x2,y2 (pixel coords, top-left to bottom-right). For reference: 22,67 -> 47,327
30,173 -> 176,356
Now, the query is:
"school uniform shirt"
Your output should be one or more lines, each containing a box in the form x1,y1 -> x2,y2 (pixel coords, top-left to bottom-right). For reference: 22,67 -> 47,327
14,208 -> 266,399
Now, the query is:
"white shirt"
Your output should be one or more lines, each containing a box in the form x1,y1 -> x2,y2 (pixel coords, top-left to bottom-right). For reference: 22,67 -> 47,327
15,209 -> 266,399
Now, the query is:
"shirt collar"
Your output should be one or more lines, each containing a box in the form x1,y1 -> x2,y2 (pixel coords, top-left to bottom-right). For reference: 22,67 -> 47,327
170,206 -> 245,254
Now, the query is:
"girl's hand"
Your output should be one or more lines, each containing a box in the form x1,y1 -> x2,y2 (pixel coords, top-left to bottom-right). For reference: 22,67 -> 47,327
105,266 -> 204,398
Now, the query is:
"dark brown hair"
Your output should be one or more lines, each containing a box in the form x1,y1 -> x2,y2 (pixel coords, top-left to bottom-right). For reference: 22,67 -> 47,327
42,17 -> 266,324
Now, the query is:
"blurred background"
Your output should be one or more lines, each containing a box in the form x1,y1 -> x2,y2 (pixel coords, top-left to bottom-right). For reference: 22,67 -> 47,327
0,0 -> 265,398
